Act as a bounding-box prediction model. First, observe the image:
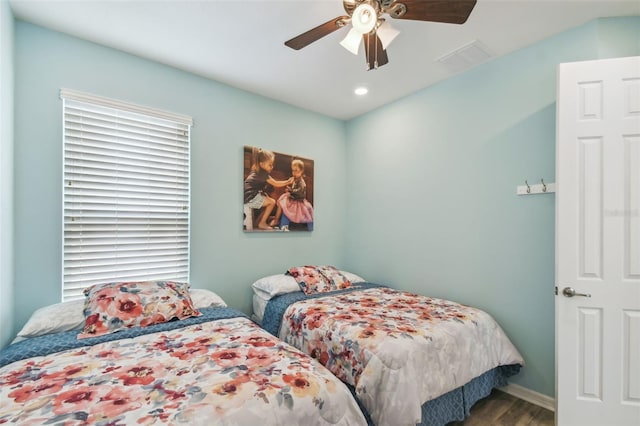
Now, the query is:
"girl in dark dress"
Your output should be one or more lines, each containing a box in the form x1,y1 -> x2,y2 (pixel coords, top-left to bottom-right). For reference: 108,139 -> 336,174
244,149 -> 292,230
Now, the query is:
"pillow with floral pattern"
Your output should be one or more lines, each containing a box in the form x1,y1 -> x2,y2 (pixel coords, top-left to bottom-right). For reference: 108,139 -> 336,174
318,266 -> 353,290
286,265 -> 352,295
78,280 -> 201,339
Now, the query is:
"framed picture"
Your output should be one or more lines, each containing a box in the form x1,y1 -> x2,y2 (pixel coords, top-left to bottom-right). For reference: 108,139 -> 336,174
243,145 -> 314,232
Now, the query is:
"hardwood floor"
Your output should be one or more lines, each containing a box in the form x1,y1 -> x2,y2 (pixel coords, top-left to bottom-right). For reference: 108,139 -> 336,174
448,389 -> 555,426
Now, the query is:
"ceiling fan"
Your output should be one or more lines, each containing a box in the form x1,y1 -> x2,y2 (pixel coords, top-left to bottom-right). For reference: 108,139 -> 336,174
285,0 -> 477,70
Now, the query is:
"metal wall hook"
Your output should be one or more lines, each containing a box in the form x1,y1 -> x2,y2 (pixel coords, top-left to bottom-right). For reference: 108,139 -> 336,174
517,179 -> 555,195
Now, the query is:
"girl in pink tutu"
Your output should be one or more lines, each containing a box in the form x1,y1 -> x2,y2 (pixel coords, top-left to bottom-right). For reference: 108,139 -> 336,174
270,159 -> 314,231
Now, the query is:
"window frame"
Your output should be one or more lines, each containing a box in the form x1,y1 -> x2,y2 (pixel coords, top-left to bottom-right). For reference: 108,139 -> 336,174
60,88 -> 192,301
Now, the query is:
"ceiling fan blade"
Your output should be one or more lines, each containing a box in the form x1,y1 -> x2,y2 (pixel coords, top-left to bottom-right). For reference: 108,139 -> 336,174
363,33 -> 389,70
285,16 -> 350,50
389,0 -> 477,24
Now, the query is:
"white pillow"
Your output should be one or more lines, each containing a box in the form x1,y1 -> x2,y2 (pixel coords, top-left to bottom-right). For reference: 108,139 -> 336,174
341,271 -> 367,284
251,270 -> 366,300
190,288 -> 227,308
251,274 -> 300,299
16,288 -> 226,339
17,299 -> 86,338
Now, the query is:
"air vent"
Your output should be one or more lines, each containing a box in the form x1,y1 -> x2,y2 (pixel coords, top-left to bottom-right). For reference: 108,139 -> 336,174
437,40 -> 493,73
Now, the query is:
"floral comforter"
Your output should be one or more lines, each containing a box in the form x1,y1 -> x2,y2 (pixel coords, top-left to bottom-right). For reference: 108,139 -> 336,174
279,287 -> 525,426
0,311 -> 366,425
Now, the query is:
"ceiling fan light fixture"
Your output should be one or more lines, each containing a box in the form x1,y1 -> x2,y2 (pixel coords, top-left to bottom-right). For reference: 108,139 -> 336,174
376,20 -> 399,50
352,3 -> 377,34
284,0 -> 478,70
340,27 -> 362,55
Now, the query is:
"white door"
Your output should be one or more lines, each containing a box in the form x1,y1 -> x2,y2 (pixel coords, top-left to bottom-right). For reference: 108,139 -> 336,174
556,56 -> 640,426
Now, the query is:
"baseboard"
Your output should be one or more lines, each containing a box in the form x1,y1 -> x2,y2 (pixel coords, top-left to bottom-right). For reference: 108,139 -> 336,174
499,383 -> 556,412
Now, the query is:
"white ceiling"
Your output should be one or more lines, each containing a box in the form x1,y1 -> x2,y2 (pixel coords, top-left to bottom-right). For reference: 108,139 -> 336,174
8,0 -> 640,120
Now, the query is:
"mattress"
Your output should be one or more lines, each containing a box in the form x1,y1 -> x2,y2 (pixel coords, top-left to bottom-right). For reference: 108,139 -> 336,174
252,293 -> 269,323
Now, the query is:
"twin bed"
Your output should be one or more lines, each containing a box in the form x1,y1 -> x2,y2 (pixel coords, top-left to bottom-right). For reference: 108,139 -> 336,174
252,266 -> 525,426
0,281 -> 365,425
1,268 -> 524,426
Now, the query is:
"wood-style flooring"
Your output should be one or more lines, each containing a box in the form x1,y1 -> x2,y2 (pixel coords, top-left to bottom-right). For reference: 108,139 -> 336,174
448,389 -> 555,426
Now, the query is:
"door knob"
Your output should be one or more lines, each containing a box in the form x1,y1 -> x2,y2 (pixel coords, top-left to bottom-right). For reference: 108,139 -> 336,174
562,287 -> 591,298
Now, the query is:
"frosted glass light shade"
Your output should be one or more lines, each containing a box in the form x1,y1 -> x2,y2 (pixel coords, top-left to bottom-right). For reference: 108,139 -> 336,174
352,4 -> 377,34
376,20 -> 399,49
340,28 -> 362,55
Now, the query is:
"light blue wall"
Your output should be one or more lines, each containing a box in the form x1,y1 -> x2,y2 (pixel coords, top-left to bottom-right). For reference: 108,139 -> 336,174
0,0 -> 15,349
12,22 -> 348,335
596,16 -> 640,57
343,17 -> 640,398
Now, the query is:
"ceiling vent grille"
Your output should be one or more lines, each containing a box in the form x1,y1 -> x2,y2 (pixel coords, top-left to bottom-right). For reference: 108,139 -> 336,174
437,40 -> 493,73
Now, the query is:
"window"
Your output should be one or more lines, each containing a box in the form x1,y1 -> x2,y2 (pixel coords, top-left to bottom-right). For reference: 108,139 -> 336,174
61,89 -> 192,301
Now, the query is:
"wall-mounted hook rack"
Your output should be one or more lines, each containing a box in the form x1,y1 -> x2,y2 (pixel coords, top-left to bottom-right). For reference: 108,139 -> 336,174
517,178 -> 556,195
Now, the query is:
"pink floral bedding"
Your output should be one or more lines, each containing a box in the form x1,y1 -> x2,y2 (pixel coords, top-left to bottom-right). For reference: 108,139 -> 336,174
279,287 -> 525,426
0,316 -> 366,425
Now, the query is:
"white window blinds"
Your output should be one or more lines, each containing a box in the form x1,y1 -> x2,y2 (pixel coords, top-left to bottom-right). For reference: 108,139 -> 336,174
61,89 -> 192,301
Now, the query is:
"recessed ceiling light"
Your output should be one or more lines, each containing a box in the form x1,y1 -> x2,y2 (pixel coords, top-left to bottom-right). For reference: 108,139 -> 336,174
354,87 -> 368,96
